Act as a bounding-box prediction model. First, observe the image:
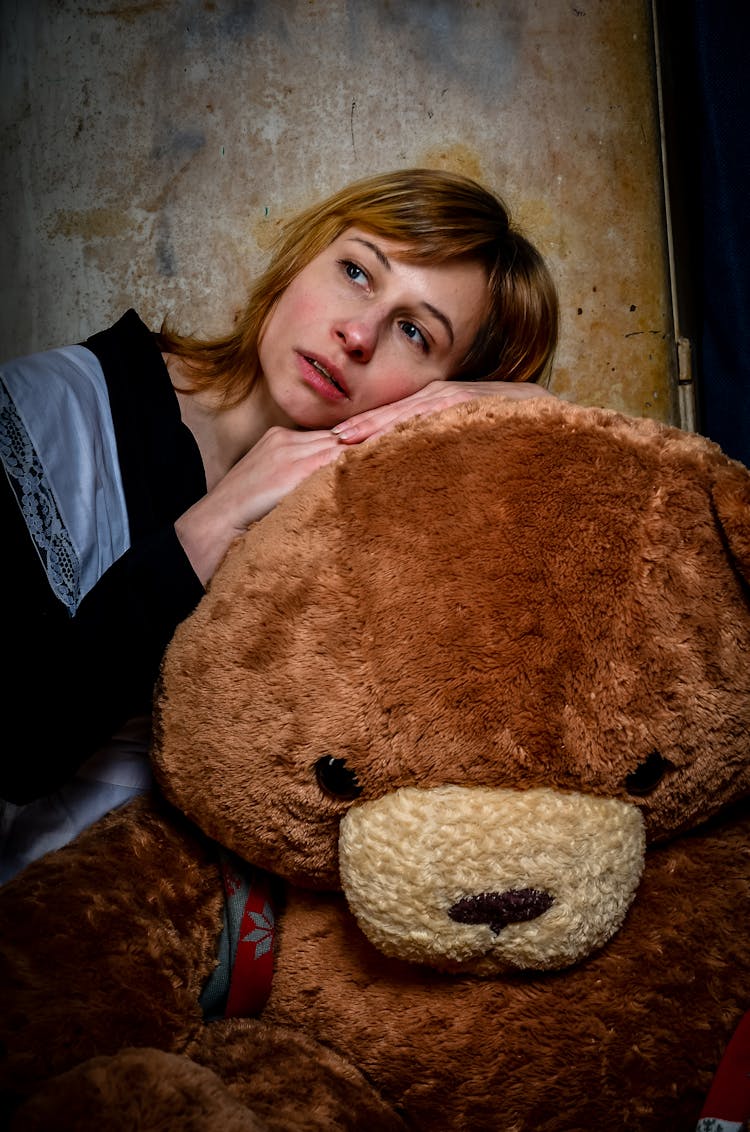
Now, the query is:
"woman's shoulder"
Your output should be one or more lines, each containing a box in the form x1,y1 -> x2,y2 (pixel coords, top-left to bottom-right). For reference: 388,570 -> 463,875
83,309 -> 161,375
1,308 -> 166,421
83,309 -> 176,419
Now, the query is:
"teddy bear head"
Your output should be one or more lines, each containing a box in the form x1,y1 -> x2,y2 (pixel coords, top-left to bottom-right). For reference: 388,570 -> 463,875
152,398 -> 750,977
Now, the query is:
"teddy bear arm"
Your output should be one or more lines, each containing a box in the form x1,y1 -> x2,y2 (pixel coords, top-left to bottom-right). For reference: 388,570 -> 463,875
9,1048 -> 272,1132
187,1017 -> 409,1131
0,796 -> 224,1114
8,1023 -> 409,1132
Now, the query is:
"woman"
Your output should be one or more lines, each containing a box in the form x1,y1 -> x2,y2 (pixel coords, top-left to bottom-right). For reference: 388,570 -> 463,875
0,168 -> 558,879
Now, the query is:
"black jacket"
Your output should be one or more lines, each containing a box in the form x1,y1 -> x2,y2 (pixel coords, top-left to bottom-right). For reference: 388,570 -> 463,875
1,310 -> 206,802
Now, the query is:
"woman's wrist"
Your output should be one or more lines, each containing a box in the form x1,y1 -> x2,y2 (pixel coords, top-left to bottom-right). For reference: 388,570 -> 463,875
175,500 -> 244,587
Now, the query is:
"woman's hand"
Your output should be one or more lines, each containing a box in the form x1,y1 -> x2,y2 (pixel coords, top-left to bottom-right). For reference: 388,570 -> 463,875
331,379 -> 556,445
175,426 -> 344,585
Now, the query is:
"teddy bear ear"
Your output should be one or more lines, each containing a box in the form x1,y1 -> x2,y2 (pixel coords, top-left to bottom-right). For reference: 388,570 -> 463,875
711,456 -> 750,586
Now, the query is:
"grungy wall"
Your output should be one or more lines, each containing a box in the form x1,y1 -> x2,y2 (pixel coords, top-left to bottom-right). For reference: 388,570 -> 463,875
0,0 -> 676,422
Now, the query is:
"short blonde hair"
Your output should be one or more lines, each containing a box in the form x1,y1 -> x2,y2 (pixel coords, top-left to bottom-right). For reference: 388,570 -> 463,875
159,168 -> 558,407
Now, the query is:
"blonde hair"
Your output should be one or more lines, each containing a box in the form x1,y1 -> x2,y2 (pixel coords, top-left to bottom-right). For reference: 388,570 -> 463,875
158,168 -> 558,408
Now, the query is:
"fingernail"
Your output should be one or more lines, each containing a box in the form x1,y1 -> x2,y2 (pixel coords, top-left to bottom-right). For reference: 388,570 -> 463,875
332,426 -> 353,441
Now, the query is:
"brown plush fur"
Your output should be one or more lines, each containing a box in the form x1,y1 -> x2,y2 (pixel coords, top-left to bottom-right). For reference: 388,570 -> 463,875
13,1024 -> 408,1132
266,808 -> 750,1128
1,398 -> 748,1130
12,1049 -> 271,1132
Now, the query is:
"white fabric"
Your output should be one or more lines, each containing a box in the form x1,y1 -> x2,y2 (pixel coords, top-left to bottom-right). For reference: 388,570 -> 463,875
0,717 -> 153,885
696,1121 -> 742,1131
0,344 -> 129,612
0,344 -> 149,885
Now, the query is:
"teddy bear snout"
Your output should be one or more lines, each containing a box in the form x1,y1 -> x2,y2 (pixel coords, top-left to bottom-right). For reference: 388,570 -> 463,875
448,888 -> 555,934
339,783 -> 646,976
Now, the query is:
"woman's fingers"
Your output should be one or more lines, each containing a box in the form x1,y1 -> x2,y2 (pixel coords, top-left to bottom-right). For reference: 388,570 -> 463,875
332,380 -> 555,444
225,426 -> 345,523
331,383 -> 466,444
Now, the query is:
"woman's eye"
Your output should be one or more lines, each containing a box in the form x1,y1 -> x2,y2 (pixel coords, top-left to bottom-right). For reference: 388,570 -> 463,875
340,260 -> 368,287
399,320 -> 428,352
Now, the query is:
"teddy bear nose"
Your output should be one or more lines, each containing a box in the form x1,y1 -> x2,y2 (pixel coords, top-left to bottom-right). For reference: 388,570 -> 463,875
448,888 -> 554,935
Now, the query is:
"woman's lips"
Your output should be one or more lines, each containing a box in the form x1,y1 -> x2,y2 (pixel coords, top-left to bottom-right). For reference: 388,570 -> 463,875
298,353 -> 351,401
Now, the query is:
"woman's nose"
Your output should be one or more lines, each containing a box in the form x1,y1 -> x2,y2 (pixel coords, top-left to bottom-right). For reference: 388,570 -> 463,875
334,317 -> 377,362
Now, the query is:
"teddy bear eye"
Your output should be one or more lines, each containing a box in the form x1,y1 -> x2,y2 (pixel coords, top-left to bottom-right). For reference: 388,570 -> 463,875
625,750 -> 670,796
315,756 -> 362,801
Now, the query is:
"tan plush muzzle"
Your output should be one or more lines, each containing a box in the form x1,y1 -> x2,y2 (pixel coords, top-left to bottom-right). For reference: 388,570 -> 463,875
339,785 -> 645,974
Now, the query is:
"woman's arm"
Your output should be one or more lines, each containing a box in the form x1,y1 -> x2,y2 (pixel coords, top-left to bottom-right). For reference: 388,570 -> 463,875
175,426 -> 344,586
174,384 -> 556,583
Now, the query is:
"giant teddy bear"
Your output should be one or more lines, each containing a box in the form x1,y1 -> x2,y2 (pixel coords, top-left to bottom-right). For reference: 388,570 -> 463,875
1,396 -> 749,1131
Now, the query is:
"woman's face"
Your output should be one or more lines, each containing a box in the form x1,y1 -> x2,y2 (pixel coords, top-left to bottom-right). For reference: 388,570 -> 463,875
257,227 -> 489,429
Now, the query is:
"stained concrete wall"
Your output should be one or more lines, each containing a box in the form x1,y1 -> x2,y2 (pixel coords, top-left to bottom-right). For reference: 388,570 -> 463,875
0,0 -> 675,422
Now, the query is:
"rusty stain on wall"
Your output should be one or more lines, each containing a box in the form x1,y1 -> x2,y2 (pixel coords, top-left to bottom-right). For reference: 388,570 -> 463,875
0,0 -> 675,423
45,207 -> 133,240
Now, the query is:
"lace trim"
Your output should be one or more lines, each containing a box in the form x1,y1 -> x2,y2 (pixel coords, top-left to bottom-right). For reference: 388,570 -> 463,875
0,377 -> 80,610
